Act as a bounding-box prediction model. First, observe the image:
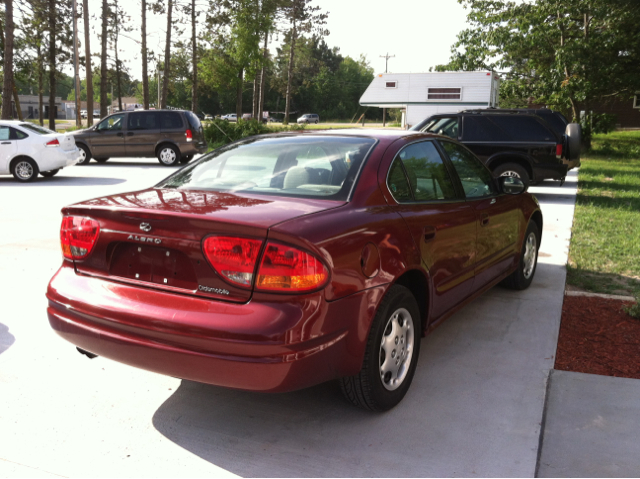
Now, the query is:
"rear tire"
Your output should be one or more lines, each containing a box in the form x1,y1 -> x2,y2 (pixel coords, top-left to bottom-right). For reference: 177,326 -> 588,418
501,221 -> 540,290
11,157 -> 39,182
77,144 -> 92,165
493,163 -> 530,188
157,144 -> 180,166
40,169 -> 60,177
339,285 -> 421,411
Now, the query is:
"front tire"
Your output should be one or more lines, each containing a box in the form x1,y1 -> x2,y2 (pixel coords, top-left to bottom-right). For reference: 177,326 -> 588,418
11,157 -> 39,182
501,221 -> 540,290
493,163 -> 530,188
339,285 -> 421,411
157,144 -> 180,166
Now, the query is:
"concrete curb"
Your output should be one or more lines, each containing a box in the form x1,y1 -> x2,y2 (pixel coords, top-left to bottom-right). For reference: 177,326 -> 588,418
565,290 -> 635,302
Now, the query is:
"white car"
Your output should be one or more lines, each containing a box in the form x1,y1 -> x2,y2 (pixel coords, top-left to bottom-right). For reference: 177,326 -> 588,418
0,121 -> 81,182
220,113 -> 237,122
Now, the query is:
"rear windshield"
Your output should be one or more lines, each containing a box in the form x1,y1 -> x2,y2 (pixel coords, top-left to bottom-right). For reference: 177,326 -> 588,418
185,111 -> 202,131
19,123 -> 55,135
157,135 -> 376,201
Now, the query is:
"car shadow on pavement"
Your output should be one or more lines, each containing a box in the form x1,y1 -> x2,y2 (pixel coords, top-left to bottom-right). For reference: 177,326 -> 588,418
0,322 -> 15,355
0,177 -> 127,187
151,379 -> 384,477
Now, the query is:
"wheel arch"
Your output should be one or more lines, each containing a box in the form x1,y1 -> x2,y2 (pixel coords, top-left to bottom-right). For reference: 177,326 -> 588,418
529,209 -> 543,242
486,154 -> 533,180
393,269 -> 430,334
10,154 -> 37,170
155,141 -> 181,156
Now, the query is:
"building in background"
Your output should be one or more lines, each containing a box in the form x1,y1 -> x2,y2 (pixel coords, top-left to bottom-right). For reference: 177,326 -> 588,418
360,71 -> 500,128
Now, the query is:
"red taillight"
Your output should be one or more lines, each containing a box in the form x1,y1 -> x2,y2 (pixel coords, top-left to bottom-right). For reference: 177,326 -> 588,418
60,216 -> 100,260
256,241 -> 328,292
202,236 -> 263,288
185,129 -> 193,142
556,143 -> 563,158
46,139 -> 60,147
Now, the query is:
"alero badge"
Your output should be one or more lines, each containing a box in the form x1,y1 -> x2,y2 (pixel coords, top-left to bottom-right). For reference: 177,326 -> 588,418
140,222 -> 152,232
128,234 -> 162,244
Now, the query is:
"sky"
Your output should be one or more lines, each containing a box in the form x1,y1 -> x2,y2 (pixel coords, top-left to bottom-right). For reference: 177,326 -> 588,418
71,0 -> 470,81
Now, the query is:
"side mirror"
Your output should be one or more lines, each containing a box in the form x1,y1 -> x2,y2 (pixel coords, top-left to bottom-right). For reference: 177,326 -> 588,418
499,176 -> 526,195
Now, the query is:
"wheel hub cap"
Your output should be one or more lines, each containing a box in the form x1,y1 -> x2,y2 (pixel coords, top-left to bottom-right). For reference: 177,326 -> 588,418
523,232 -> 537,279
379,307 -> 414,391
160,148 -> 176,164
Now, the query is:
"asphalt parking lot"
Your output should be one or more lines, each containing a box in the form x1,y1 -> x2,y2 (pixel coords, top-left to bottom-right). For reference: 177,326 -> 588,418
0,159 -> 577,477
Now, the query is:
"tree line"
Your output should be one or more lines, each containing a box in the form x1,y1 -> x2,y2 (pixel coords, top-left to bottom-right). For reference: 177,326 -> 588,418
1,0 -> 380,130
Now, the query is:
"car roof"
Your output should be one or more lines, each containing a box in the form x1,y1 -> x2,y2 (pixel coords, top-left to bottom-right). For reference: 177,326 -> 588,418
256,128 -> 440,142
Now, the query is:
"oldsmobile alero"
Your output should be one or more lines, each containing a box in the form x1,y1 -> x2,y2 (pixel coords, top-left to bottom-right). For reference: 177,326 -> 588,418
46,130 -> 542,411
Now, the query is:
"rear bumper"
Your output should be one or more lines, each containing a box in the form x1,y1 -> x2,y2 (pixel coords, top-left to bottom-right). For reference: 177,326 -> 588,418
532,163 -> 568,181
179,141 -> 208,156
40,147 -> 81,171
46,264 -> 382,392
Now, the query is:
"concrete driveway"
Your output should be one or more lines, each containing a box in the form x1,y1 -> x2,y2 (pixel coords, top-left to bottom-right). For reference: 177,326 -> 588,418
0,161 -> 577,477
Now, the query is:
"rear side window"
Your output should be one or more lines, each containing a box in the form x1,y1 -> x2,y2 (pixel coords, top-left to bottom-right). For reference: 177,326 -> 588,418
463,116 -> 505,142
440,141 -> 495,198
160,112 -> 183,129
387,159 -> 412,202
185,111 -> 201,131
128,112 -> 159,130
489,116 -> 554,141
10,127 -> 28,139
18,123 -> 55,135
394,141 -> 457,201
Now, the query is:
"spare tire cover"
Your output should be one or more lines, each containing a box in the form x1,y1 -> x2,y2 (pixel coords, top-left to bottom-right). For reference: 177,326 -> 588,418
565,123 -> 582,161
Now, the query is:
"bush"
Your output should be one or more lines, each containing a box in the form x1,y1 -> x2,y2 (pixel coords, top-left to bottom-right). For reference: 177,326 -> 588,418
203,119 -> 306,147
625,298 -> 640,320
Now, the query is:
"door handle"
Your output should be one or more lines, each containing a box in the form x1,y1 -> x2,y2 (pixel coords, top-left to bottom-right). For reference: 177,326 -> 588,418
423,226 -> 436,242
490,198 -> 496,205
117,132 -> 124,137
127,132 -> 134,136
1,141 -> 11,145
481,213 -> 490,226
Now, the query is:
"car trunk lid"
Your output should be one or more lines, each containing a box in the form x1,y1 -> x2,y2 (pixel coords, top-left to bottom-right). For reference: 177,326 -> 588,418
63,188 -> 344,302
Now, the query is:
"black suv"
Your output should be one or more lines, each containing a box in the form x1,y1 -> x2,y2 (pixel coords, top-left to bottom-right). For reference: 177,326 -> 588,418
72,109 -> 207,166
410,109 -> 581,186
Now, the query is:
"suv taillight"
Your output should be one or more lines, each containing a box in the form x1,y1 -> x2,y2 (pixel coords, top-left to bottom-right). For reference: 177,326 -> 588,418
556,144 -> 563,158
256,241 -> 328,292
202,236 -> 263,288
202,236 -> 329,292
185,129 -> 193,142
60,216 -> 100,260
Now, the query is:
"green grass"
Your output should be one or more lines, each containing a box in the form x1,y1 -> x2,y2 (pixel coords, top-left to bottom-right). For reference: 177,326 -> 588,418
566,130 -> 640,297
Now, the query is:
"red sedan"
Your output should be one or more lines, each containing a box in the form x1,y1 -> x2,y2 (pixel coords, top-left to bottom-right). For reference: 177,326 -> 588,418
46,130 -> 542,411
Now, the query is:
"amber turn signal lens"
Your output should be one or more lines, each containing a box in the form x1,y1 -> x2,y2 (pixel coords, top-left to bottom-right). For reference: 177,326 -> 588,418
256,241 -> 328,292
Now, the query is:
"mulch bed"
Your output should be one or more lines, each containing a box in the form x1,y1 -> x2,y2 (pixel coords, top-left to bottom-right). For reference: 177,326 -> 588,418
555,295 -> 640,379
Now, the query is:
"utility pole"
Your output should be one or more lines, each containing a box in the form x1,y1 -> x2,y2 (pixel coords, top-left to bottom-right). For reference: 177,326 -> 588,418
73,0 -> 81,127
379,53 -> 395,127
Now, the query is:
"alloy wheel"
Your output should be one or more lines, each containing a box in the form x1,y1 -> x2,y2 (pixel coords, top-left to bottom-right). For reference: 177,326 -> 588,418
523,232 -> 537,279
15,161 -> 34,180
379,307 -> 414,391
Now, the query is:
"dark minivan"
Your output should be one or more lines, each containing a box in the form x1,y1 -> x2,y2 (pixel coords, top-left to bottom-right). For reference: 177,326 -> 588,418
72,110 -> 207,166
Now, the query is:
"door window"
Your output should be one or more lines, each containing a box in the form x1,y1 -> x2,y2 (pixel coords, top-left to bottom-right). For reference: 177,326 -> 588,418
0,127 -> 11,141
391,141 -> 457,202
128,112 -> 159,130
97,113 -> 125,131
440,141 -> 496,199
422,117 -> 459,139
